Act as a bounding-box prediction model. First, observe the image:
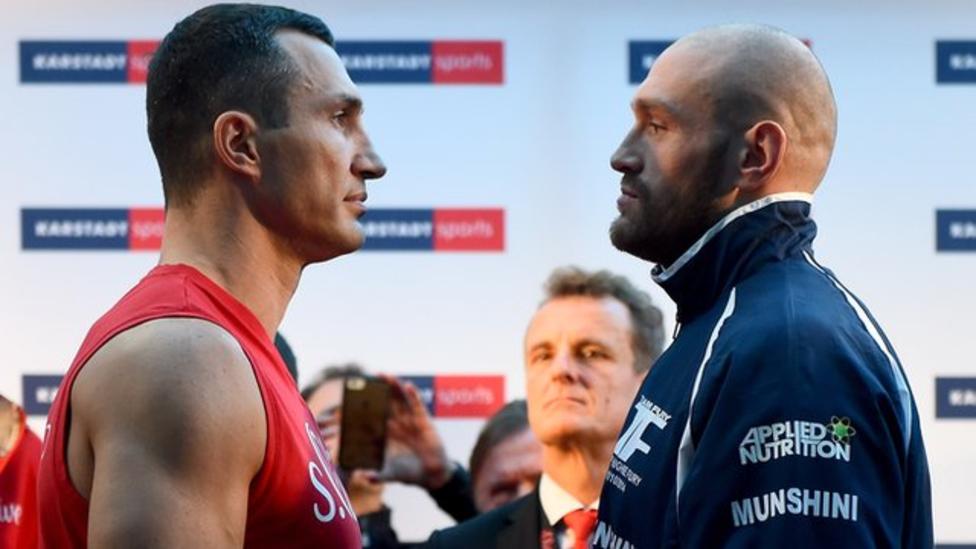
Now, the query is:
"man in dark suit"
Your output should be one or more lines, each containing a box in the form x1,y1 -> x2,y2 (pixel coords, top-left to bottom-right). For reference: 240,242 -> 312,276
427,267 -> 665,549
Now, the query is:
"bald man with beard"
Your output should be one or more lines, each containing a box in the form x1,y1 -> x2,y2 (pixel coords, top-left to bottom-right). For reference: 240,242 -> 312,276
595,25 -> 932,548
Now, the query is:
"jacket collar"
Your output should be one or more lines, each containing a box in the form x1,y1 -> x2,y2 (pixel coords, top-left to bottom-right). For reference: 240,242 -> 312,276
653,192 -> 817,324
497,490 -> 548,549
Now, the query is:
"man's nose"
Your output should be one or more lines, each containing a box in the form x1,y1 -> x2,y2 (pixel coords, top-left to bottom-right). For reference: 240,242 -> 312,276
550,350 -> 580,381
610,129 -> 643,174
354,146 -> 387,180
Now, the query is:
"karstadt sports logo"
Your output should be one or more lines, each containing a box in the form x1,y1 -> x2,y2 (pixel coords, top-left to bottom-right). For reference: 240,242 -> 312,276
21,207 -> 503,252
361,208 -> 505,252
398,375 -> 504,418
20,40 -> 159,83
20,39 -> 503,85
21,208 -> 164,250
337,41 -> 503,84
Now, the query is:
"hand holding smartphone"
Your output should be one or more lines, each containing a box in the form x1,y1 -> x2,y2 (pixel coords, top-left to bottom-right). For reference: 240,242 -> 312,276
338,376 -> 391,471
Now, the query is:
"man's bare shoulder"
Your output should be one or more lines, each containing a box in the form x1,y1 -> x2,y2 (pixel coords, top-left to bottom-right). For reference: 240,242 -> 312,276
72,317 -> 266,468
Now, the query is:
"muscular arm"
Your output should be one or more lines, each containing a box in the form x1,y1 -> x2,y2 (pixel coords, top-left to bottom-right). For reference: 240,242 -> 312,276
69,318 -> 266,548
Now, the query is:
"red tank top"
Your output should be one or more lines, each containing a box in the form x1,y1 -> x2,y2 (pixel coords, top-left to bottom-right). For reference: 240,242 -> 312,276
0,408 -> 41,549
38,264 -> 361,548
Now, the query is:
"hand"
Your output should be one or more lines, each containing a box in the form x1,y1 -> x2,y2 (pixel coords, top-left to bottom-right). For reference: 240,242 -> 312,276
379,375 -> 455,490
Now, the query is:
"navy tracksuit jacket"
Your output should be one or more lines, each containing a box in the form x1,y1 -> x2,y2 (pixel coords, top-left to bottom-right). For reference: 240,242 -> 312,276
594,194 -> 933,548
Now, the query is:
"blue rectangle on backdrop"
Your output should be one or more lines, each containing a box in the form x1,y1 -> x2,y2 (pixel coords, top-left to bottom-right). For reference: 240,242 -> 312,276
335,41 -> 432,84
22,208 -> 130,250
937,41 -> 976,83
399,376 -> 435,415
22,374 -> 64,416
20,41 -> 128,83
936,209 -> 976,251
936,377 -> 976,419
628,41 -> 672,84
360,209 -> 434,251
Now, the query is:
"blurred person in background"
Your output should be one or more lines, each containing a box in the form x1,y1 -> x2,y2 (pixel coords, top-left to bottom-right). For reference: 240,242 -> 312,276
427,267 -> 665,549
0,394 -> 40,548
468,399 -> 542,513
303,364 -> 478,547
275,331 -> 299,385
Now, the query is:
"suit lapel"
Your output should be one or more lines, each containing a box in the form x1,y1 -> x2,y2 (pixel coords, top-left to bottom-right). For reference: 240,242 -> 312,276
497,490 -> 551,549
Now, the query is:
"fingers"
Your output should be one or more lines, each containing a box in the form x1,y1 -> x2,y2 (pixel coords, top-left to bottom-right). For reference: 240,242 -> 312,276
402,382 -> 428,416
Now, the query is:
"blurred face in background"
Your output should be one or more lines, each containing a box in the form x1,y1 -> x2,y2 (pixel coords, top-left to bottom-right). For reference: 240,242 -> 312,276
524,296 -> 645,449
305,378 -> 344,459
472,427 -> 543,512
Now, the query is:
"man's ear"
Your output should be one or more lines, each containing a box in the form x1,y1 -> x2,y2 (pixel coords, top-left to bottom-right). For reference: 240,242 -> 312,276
737,120 -> 787,192
213,111 -> 261,182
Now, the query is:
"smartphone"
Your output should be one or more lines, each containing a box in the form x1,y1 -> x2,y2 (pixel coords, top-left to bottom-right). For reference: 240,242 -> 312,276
338,376 -> 390,471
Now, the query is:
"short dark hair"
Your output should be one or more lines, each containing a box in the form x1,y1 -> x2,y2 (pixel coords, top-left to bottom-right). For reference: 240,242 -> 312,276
543,266 -> 665,372
147,3 -> 335,207
273,332 -> 298,386
300,363 -> 366,402
469,400 -> 531,488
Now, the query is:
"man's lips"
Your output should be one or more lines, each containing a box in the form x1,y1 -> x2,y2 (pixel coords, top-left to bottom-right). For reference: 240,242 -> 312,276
544,396 -> 587,409
620,185 -> 639,199
345,191 -> 368,203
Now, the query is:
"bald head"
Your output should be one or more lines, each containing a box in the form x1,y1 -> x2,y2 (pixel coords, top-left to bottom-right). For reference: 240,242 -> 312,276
661,25 -> 837,192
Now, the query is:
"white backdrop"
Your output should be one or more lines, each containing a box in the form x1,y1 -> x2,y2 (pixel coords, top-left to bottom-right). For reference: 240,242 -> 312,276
2,0 -> 974,544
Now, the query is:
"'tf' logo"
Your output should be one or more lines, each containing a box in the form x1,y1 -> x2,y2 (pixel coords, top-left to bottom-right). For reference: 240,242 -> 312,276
614,397 -> 671,461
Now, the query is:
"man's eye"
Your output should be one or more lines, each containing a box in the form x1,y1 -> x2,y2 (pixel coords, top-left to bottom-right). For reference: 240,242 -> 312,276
580,346 -> 607,360
647,122 -> 665,134
331,110 -> 348,125
531,351 -> 552,364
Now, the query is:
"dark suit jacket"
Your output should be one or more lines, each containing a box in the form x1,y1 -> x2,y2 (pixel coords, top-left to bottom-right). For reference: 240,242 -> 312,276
424,490 -> 553,549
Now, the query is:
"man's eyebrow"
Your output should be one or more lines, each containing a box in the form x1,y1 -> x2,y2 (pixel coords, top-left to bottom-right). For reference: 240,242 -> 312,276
324,93 -> 363,111
527,341 -> 553,354
633,97 -> 681,117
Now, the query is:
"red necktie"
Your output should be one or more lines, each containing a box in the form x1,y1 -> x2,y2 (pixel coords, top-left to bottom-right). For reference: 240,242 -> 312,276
563,508 -> 597,549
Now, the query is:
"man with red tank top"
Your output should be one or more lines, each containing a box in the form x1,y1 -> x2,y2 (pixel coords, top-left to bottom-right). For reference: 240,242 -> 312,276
1,396 -> 41,548
37,4 -> 386,547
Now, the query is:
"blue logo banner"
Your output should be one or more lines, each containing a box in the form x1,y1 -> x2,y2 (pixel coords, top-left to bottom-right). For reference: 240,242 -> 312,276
628,41 -> 672,84
336,41 -> 432,84
21,208 -> 130,250
360,209 -> 434,250
22,374 -> 64,416
399,376 -> 435,415
936,209 -> 976,252
20,41 -> 129,83
936,377 -> 976,419
937,41 -> 976,84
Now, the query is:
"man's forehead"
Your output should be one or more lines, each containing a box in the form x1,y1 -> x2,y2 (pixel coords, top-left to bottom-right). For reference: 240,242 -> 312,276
276,30 -> 359,99
525,297 -> 631,344
633,44 -> 716,118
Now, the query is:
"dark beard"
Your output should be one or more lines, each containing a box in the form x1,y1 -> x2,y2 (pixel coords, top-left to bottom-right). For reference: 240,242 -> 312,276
610,190 -> 723,266
609,136 -> 732,266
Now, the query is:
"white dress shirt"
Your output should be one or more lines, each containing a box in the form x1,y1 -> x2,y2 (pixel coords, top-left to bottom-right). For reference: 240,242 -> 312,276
538,473 -> 600,549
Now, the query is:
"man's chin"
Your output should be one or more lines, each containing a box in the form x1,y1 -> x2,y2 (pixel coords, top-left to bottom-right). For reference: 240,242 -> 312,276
610,218 -> 644,256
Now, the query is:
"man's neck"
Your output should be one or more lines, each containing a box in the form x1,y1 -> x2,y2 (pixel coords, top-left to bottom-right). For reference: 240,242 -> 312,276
159,198 -> 302,339
541,441 -> 612,506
